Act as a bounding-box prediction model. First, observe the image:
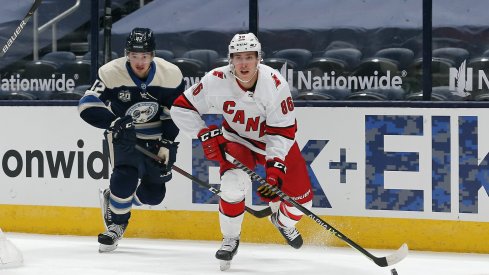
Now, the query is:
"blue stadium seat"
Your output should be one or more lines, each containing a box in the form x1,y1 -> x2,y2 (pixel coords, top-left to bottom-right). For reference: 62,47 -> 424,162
407,57 -> 454,88
305,57 -> 345,78
323,48 -> 362,72
272,49 -> 312,70
405,86 -> 466,101
49,90 -> 85,100
22,60 -> 58,79
474,93 -> 489,101
0,91 -> 37,100
324,40 -> 357,51
171,58 -> 205,77
155,50 -> 175,61
182,49 -> 219,71
263,57 -> 297,70
211,57 -> 229,69
483,49 -> 489,57
306,48 -> 361,77
350,58 -> 399,92
295,88 -> 351,100
59,60 -> 91,85
374,48 -> 415,70
433,47 -> 470,67
82,51 -> 119,65
41,51 -> 76,67
467,57 -> 489,99
347,87 -> 405,100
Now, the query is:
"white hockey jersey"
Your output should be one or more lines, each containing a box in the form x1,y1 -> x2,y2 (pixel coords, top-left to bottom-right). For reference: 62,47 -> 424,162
78,57 -> 185,141
171,64 -> 297,161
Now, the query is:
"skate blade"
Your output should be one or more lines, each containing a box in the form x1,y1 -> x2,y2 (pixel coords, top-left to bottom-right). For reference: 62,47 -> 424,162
98,243 -> 118,253
219,260 -> 231,271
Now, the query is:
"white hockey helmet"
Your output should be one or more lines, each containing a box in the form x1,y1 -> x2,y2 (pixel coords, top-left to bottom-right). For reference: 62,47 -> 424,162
228,33 -> 262,59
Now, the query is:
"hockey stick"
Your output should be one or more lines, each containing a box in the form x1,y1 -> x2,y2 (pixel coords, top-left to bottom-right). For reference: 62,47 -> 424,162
134,144 -> 273,219
1,0 -> 43,57
224,152 -> 409,267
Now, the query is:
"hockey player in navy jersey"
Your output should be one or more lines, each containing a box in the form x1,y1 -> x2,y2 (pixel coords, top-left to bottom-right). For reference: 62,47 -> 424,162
78,28 -> 185,252
170,33 -> 314,270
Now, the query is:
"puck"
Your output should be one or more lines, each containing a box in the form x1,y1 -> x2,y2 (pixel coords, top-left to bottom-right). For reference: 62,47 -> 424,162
390,268 -> 398,275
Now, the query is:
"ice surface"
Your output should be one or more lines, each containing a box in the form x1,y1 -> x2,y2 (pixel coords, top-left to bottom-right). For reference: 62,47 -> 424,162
1,232 -> 489,275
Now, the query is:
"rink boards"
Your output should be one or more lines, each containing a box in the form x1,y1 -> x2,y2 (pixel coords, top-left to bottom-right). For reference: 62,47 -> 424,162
1,104 -> 489,253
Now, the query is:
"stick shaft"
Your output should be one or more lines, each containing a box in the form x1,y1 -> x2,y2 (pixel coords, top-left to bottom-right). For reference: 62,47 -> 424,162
134,144 -> 271,218
1,0 -> 42,57
225,152 -> 408,267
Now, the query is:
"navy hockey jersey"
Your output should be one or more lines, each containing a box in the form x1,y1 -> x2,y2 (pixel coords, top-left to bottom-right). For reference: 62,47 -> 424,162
78,57 -> 185,141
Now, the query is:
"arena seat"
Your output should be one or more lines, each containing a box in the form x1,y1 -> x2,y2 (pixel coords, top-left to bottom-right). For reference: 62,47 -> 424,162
474,93 -> 489,101
482,49 -> 489,57
347,87 -> 405,100
262,58 -> 297,70
349,58 -> 399,93
374,48 -> 415,70
432,47 -> 470,67
182,49 -> 219,71
405,86 -> 466,101
59,60 -> 91,85
211,57 -> 229,69
0,92 -> 37,100
305,58 -> 346,78
295,88 -> 351,100
272,49 -> 312,70
82,51 -> 119,65
41,51 -> 77,67
468,57 -> 489,99
155,50 -> 175,61
322,48 -> 362,72
295,91 -> 331,100
171,58 -> 205,77
22,60 -> 58,79
49,90 -> 85,100
289,86 -> 299,99
433,38 -> 471,53
324,40 -> 357,51
407,57 -> 454,87
73,84 -> 91,93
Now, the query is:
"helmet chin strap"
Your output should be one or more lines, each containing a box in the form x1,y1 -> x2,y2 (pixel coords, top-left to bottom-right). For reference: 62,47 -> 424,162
231,65 -> 259,83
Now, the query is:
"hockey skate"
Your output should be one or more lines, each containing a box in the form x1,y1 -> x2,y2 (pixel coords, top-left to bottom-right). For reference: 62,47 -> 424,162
215,236 -> 239,271
0,228 -> 23,268
270,212 -> 303,249
98,223 -> 127,253
98,188 -> 111,230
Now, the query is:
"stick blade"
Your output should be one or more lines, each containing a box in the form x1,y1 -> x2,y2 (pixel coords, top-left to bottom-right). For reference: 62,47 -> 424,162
244,206 -> 273,218
375,243 -> 408,267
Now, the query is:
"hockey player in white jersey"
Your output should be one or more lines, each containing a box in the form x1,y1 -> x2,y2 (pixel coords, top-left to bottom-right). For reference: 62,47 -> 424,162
78,28 -> 184,252
170,33 -> 314,270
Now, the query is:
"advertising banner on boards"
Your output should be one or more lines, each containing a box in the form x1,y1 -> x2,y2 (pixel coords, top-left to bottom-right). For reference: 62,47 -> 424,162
0,106 -> 488,223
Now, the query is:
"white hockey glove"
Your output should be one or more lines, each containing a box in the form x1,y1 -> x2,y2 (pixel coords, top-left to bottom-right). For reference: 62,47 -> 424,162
156,139 -> 179,171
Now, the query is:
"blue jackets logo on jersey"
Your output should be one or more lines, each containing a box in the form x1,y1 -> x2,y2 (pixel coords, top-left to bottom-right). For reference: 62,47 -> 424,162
126,102 -> 159,123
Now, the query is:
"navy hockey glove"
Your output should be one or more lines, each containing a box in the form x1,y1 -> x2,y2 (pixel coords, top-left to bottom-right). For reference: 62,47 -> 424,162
110,115 -> 136,145
156,138 -> 179,172
257,158 -> 286,202
198,125 -> 227,163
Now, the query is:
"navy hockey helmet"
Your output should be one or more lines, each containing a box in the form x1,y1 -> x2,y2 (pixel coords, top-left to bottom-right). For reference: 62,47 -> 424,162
125,28 -> 155,53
